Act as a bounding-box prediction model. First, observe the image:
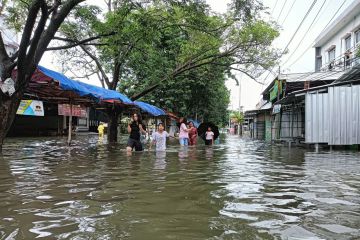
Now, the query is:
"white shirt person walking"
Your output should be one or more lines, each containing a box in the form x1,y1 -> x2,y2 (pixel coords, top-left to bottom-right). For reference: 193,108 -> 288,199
150,123 -> 170,151
205,127 -> 214,145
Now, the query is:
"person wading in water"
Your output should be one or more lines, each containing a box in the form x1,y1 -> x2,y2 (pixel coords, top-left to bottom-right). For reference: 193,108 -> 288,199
188,121 -> 198,146
178,117 -> 189,146
127,113 -> 146,152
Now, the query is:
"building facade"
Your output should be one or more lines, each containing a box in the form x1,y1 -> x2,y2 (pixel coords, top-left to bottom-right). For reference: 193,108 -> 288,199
314,0 -> 360,72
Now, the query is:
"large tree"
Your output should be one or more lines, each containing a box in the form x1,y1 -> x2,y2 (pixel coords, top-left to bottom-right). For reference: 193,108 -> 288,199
55,0 -> 280,138
0,0 -> 86,152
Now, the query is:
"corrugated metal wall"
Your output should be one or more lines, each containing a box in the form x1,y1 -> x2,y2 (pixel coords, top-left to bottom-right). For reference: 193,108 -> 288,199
305,85 -> 360,145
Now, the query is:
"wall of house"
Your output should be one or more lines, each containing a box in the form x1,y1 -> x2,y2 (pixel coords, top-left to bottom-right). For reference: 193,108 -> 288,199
316,13 -> 360,71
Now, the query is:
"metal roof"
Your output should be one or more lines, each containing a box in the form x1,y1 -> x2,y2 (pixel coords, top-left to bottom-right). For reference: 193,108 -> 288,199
262,71 -> 344,95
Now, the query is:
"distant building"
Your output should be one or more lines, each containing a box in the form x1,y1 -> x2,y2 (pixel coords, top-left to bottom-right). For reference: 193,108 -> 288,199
314,0 -> 360,72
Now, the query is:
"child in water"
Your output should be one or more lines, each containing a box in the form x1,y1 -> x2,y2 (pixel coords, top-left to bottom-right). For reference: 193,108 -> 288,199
98,122 -> 105,138
205,127 -> 214,145
150,123 -> 170,151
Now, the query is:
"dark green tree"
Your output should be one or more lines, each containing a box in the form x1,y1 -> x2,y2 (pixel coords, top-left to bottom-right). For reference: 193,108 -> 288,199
0,0 -> 86,152
53,0 -> 280,141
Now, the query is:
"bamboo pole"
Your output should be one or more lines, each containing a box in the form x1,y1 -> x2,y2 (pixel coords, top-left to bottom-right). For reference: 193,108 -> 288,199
67,102 -> 73,146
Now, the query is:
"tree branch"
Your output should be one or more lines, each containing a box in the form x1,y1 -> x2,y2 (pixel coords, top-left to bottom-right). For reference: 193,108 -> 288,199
0,32 -> 9,63
46,32 -> 115,51
34,0 -> 86,65
0,32 -> 11,79
130,45 -> 257,100
26,0 -> 49,67
79,44 -> 111,87
17,0 -> 43,75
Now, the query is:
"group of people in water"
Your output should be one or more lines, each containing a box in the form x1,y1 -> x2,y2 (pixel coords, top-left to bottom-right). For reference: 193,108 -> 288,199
125,112 -> 215,152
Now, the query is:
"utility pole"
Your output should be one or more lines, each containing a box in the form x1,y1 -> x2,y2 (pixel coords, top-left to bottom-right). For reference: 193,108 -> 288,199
238,74 -> 242,136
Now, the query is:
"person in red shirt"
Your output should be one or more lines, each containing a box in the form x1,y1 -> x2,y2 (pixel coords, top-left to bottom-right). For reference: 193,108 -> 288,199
188,121 -> 198,146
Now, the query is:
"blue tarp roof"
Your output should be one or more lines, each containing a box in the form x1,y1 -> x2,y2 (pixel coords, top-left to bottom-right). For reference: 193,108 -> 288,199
37,66 -> 168,116
134,101 -> 166,116
38,66 -> 132,104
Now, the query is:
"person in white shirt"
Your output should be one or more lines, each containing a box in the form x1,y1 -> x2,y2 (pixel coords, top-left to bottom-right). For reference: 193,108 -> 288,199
150,123 -> 170,151
205,127 -> 214,145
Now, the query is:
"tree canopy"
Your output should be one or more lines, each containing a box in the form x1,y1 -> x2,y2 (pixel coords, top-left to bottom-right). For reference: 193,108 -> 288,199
51,0 -> 279,125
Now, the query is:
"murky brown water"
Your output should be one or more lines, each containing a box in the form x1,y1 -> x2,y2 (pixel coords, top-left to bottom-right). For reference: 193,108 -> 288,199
0,134 -> 359,239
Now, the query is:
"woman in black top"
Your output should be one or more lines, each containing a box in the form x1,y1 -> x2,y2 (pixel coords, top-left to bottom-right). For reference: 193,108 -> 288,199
126,113 -> 146,152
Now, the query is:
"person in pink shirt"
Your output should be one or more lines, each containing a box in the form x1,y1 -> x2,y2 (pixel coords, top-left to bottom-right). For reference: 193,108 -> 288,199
178,117 -> 189,146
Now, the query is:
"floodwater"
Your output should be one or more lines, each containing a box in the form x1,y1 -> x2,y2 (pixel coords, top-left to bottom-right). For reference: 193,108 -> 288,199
0,135 -> 359,240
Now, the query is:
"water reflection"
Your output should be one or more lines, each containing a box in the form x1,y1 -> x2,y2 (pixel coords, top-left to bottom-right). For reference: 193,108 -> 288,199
0,135 -> 359,239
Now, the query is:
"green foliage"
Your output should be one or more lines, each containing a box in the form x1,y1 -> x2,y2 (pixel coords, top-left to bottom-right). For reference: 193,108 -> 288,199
54,0 -> 280,126
4,0 -> 31,32
230,110 -> 244,124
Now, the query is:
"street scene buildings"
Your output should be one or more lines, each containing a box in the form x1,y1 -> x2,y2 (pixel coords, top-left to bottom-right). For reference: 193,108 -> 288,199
0,0 -> 360,239
245,1 -> 360,149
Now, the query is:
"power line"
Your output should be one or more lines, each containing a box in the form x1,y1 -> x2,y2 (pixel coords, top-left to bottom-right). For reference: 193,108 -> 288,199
281,0 -> 297,26
277,0 -> 288,22
283,0 -> 327,65
271,0 -> 279,16
262,0 -> 318,82
286,0 -> 348,68
281,0 -> 318,55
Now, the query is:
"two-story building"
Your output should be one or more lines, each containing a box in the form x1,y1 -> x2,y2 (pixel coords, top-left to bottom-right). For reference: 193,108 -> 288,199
314,0 -> 360,72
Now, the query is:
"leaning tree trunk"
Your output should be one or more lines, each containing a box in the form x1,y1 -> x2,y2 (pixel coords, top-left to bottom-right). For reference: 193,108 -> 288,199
107,108 -> 120,143
0,93 -> 22,152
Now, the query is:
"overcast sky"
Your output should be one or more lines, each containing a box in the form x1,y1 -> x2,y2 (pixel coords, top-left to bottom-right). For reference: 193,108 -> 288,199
41,0 -> 352,110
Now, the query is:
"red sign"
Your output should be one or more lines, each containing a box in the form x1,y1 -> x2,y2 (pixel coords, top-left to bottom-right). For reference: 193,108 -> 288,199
58,104 -> 88,118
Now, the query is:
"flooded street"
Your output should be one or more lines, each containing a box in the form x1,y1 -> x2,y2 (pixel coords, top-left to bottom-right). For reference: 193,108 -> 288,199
0,135 -> 359,239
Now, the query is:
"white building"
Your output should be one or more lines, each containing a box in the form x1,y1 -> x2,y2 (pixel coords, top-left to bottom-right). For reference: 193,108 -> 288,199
305,0 -> 360,147
314,0 -> 360,72
0,16 -> 18,56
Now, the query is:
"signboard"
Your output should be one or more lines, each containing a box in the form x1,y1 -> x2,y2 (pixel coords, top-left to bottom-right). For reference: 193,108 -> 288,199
58,104 -> 88,118
16,100 -> 44,116
272,104 -> 281,114
269,80 -> 283,102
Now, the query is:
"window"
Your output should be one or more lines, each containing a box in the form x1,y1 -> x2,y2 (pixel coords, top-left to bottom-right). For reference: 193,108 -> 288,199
345,35 -> 351,50
328,48 -> 335,62
355,30 -> 360,44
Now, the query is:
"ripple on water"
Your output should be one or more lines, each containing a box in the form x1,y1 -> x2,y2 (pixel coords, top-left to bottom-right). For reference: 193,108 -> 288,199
0,135 -> 359,239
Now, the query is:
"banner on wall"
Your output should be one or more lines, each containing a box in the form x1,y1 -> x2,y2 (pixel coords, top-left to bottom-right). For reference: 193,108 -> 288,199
58,104 -> 88,118
16,100 -> 44,116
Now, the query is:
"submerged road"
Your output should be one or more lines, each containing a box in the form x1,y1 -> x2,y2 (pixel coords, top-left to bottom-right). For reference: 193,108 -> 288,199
0,135 -> 359,239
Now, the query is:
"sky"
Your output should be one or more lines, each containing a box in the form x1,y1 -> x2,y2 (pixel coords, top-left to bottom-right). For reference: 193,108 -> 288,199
40,0 -> 352,111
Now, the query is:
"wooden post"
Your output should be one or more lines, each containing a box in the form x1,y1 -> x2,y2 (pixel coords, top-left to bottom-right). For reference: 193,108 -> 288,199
67,102 -> 73,146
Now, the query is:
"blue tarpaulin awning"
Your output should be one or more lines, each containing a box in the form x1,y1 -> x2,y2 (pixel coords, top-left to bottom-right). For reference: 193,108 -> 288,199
37,66 -> 132,104
134,101 -> 166,116
33,66 -> 169,116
